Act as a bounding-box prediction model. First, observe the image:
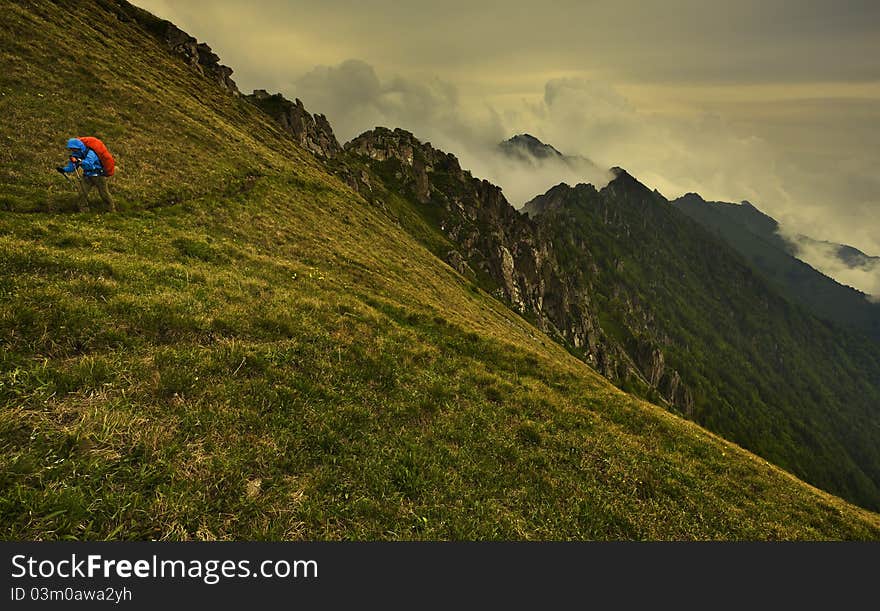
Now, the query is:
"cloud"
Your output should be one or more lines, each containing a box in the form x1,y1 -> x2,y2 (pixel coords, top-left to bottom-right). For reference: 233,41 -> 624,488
468,152 -> 614,208
781,234 -> 880,300
511,79 -> 783,201
498,79 -> 880,269
446,77 -> 799,215
136,0 -> 880,86
290,60 -> 503,149
288,61 -> 614,206
288,63 -> 782,211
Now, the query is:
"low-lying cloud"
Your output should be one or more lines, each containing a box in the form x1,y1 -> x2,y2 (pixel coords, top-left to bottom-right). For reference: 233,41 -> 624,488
294,60 -> 500,146
782,234 -> 880,301
470,153 -> 614,208
289,64 -> 813,209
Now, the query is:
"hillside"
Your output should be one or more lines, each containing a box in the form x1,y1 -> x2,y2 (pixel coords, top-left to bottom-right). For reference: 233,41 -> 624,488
335,124 -> 880,511
2,0 -> 880,540
672,193 -> 880,340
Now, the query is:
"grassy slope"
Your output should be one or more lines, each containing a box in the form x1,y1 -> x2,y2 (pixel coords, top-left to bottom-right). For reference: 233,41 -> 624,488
1,0 -> 879,540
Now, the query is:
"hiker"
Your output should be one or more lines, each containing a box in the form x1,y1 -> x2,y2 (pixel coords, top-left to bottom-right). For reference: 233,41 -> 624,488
56,137 -> 116,212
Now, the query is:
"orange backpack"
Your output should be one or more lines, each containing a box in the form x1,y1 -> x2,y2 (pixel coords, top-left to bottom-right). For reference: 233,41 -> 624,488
78,136 -> 116,176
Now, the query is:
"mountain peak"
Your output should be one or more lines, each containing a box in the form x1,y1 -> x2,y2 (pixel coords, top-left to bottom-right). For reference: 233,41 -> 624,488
499,134 -> 564,160
604,166 -> 651,195
678,192 -> 706,203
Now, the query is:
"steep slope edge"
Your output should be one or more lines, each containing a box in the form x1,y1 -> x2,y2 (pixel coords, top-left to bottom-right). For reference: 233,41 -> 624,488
342,128 -> 663,396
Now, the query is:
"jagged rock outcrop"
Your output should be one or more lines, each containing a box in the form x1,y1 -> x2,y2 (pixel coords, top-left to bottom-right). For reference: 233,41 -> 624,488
113,1 -> 239,94
112,1 -> 347,163
161,24 -> 238,93
445,250 -> 476,279
346,127 -> 446,203
637,342 -> 694,416
102,3 -> 689,410
246,90 -> 342,159
342,129 -> 700,413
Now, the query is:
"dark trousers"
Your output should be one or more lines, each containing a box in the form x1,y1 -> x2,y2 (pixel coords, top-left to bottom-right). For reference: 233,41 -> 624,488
78,175 -> 115,211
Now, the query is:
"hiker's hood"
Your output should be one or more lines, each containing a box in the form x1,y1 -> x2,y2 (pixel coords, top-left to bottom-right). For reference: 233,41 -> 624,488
66,138 -> 86,159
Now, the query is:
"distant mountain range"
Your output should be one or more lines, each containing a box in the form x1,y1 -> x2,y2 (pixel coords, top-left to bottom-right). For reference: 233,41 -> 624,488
673,193 -> 880,277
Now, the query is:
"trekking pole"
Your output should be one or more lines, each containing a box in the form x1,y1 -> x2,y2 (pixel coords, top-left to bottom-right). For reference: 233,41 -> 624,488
52,170 -> 77,213
73,165 -> 90,211
64,167 -> 89,212
61,172 -> 78,191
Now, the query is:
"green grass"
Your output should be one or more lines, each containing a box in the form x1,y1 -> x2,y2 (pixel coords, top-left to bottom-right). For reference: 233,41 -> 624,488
1,0 -> 880,540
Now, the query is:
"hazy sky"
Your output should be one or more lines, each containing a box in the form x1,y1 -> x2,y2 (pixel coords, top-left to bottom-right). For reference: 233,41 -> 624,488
137,0 -> 880,289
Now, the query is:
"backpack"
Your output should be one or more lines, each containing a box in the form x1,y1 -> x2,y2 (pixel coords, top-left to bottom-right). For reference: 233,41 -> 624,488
78,136 -> 116,176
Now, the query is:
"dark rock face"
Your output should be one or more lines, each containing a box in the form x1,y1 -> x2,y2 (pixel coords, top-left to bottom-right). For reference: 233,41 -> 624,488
635,342 -> 695,417
162,25 -> 238,94
445,250 -> 476,279
246,90 -> 342,159
345,127 -> 443,203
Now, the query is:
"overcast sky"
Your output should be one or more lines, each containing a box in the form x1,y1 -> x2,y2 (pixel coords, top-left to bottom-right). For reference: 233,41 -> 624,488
137,0 -> 880,289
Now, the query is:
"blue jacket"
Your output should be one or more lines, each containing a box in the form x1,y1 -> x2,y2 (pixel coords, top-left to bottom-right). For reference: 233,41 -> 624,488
61,138 -> 105,177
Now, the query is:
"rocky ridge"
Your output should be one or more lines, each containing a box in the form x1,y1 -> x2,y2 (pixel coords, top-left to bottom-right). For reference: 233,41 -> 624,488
108,4 -> 880,497
343,128 -> 689,407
